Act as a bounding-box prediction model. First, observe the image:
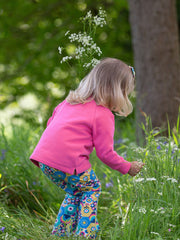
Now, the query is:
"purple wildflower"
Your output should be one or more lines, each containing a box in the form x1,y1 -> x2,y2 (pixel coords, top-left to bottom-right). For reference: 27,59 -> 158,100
103,173 -> 107,179
168,229 -> 171,232
157,145 -> 161,150
106,182 -> 113,188
0,227 -> 5,232
0,149 -> 7,160
110,178 -> 114,184
114,138 -> 123,144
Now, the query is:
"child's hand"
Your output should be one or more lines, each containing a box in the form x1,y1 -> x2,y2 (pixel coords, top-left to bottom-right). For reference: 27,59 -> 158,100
128,161 -> 145,177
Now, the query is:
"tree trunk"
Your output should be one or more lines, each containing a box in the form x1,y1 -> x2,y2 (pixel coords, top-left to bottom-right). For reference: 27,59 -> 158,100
128,0 -> 180,142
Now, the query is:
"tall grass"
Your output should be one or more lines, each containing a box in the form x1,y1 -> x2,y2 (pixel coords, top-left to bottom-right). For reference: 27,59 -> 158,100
0,122 -> 179,240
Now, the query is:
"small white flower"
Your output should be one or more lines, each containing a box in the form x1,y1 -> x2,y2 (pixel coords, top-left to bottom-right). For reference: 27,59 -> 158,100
168,178 -> 177,183
82,10 -> 92,21
91,58 -> 100,67
134,178 -> 144,182
58,46 -> 62,54
93,7 -> 107,27
151,232 -> 160,236
156,207 -> 165,214
99,7 -> 106,18
83,62 -> 91,68
139,207 -> 146,214
75,46 -> 86,56
157,207 -> 164,211
158,192 -> 163,196
60,56 -> 72,63
95,18 -> 106,27
146,177 -> 157,181
150,209 -> 158,213
65,30 -> 70,36
83,58 -> 100,69
162,176 -> 178,183
168,223 -> 176,228
68,32 -> 94,47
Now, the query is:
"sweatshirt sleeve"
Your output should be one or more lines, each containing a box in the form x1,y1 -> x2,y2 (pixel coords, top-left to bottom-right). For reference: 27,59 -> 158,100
92,106 -> 131,174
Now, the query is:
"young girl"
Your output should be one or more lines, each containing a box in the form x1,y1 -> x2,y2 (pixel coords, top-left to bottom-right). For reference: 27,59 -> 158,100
30,57 -> 144,239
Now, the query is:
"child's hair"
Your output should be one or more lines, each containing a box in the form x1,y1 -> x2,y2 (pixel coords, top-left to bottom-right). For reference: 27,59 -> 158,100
66,57 -> 135,116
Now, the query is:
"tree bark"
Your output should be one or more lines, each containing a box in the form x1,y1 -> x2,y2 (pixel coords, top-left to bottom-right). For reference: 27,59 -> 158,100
128,0 -> 180,142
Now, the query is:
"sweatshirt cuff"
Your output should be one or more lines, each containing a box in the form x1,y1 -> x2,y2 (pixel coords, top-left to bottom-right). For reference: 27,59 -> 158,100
118,161 -> 132,175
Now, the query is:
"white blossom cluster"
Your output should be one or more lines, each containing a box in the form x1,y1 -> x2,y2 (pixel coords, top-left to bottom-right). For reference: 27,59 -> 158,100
93,9 -> 106,27
58,46 -> 62,54
82,10 -> 92,21
161,176 -> 178,183
75,46 -> 86,59
138,207 -> 147,214
83,58 -> 100,68
150,232 -> 161,236
58,31 -> 102,63
134,175 -> 178,184
150,207 -> 166,214
58,8 -> 106,68
67,32 -> 102,56
91,44 -> 102,56
68,32 -> 93,46
134,177 -> 157,183
60,56 -> 72,63
82,7 -> 107,27
133,206 -> 175,217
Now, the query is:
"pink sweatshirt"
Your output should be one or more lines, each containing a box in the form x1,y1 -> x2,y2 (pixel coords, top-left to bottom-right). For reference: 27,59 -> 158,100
30,100 -> 131,175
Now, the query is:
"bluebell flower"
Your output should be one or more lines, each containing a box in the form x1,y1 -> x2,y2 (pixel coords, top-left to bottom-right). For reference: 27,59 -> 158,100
0,149 -> 7,160
106,182 -> 113,188
157,145 -> 161,150
103,173 -> 107,179
0,227 -> 5,232
114,138 -> 123,144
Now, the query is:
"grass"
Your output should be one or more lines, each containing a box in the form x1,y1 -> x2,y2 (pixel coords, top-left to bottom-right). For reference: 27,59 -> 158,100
0,121 -> 179,240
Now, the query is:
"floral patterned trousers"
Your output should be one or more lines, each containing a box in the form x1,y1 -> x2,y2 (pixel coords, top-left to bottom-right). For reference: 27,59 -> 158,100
39,163 -> 101,239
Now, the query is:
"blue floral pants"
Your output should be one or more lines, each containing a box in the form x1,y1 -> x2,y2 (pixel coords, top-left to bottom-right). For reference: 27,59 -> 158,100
39,163 -> 101,239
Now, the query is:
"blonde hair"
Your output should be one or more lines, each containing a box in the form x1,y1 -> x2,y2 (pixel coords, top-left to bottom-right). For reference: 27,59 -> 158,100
66,58 -> 135,116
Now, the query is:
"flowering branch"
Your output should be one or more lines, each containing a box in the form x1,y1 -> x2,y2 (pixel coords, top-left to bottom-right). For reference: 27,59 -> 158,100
58,7 -> 107,79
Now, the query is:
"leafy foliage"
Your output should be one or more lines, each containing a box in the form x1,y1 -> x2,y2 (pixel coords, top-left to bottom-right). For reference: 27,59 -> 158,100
0,0 -> 133,127
0,123 -> 180,239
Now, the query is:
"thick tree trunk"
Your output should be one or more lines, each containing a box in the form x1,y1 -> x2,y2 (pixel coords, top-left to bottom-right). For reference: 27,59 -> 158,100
128,0 -> 180,142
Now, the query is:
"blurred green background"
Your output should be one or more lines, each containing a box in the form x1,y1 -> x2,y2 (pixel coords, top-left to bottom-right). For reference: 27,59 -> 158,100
0,0 -> 180,127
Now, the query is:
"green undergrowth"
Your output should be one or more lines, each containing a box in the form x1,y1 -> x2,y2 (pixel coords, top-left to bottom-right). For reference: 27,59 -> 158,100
0,121 -> 179,240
